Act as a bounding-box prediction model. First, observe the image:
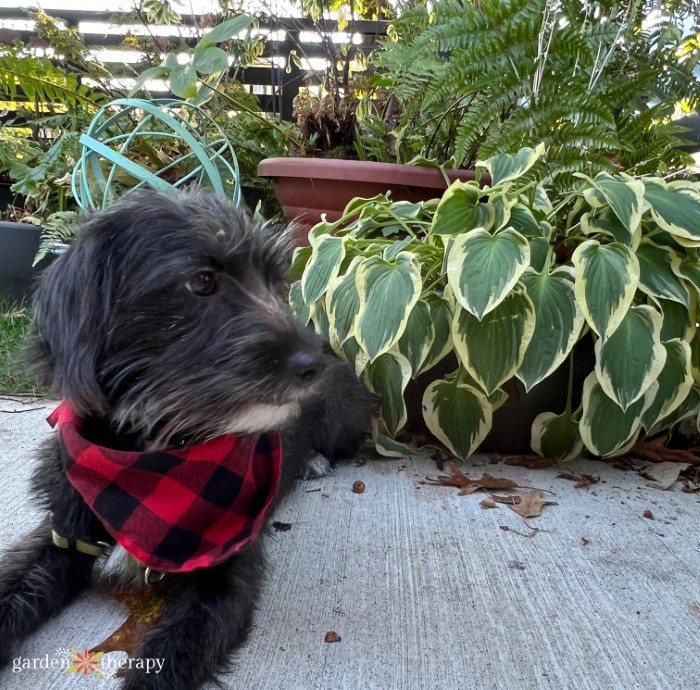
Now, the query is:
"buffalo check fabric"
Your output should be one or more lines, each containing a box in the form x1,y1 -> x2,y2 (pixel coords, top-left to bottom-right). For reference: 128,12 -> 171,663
48,401 -> 282,573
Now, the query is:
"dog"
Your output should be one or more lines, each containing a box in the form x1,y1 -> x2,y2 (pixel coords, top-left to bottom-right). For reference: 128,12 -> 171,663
0,189 -> 375,689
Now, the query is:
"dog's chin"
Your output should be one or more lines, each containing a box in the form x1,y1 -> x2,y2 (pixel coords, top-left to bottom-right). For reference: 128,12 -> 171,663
222,401 -> 302,435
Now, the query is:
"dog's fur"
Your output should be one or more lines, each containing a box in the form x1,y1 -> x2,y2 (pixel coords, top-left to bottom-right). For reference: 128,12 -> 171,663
0,190 -> 375,688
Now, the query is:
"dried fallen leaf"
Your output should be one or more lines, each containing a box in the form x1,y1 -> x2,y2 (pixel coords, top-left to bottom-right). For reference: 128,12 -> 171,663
633,460 -> 691,490
505,455 -> 556,469
490,489 -> 549,518
575,474 -> 600,489
682,483 -> 699,493
426,464 -> 518,495
556,471 -> 579,482
91,588 -> 166,659
628,436 -> 700,464
324,631 -> 342,643
480,497 -> 496,509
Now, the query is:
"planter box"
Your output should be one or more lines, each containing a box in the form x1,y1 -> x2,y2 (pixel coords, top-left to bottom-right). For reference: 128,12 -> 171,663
258,158 -> 480,242
0,222 -> 52,302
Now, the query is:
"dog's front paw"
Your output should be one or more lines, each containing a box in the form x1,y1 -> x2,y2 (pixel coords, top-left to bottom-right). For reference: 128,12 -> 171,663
301,453 -> 335,479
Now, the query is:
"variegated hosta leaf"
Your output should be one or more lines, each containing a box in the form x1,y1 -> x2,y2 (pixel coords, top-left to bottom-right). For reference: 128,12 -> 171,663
594,305 -> 666,411
310,297 -> 330,342
301,235 -> 345,305
327,261 -> 360,345
372,421 -> 417,458
518,268 -> 585,392
529,237 -> 551,273
489,388 -> 509,412
641,340 -> 693,432
340,337 -> 369,377
288,281 -> 310,327
422,378 -> 492,460
636,241 -> 689,306
477,143 -> 545,187
643,178 -> 700,243
533,184 -> 553,214
447,227 -> 530,320
416,294 -> 453,376
531,410 -> 584,462
508,204 -> 544,238
355,253 -> 422,361
430,181 -> 495,235
572,240 -> 640,339
659,299 -> 694,342
579,372 -> 653,457
365,352 -> 411,438
647,387 -> 700,437
492,192 -> 515,230
581,172 -> 644,237
290,245 -> 312,279
452,289 -> 536,395
580,209 -> 641,249
676,259 -> 700,301
397,300 -> 435,375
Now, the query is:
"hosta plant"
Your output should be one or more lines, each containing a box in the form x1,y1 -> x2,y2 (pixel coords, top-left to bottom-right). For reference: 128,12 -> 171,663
290,145 -> 700,461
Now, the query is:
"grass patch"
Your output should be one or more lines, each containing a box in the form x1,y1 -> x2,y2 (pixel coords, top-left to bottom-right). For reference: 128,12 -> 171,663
0,299 -> 39,394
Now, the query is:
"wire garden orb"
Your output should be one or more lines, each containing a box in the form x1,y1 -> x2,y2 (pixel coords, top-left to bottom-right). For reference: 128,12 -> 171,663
72,98 -> 241,210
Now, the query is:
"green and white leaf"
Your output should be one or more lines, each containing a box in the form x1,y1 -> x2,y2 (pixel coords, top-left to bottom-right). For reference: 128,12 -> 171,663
430,181 -> 495,235
397,300 -> 435,375
528,237 -> 551,273
355,253 -> 422,360
582,172 -> 644,237
532,184 -> 553,214
643,178 -> 700,242
310,297 -> 330,342
531,410 -> 584,462
572,240 -> 639,339
579,373 -> 652,457
365,352 -> 412,437
447,227 -> 530,319
477,143 -> 545,187
641,340 -> 693,432
647,386 -> 700,436
417,294 -> 454,375
636,241 -> 689,306
580,209 -> 641,249
340,337 -> 369,377
518,267 -> 585,391
452,289 -> 536,395
659,299 -> 694,342
372,422 -> 418,458
595,305 -> 666,411
676,259 -> 700,302
326,260 -> 360,344
507,204 -> 543,238
288,281 -> 310,327
301,235 -> 345,305
422,379 -> 492,460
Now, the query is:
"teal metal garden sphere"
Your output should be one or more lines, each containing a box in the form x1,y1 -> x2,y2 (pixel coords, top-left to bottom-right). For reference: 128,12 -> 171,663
72,98 -> 241,210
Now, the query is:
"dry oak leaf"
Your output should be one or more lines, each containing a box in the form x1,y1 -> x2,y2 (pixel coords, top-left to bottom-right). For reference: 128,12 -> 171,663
480,497 -> 497,509
90,588 -> 167,659
490,489 -> 549,518
426,463 -> 518,495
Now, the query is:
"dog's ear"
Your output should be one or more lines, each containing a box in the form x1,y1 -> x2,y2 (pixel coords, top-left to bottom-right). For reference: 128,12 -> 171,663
27,216 -> 118,415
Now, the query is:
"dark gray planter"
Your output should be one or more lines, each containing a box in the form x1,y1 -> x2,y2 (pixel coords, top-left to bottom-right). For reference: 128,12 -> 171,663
0,221 -> 53,302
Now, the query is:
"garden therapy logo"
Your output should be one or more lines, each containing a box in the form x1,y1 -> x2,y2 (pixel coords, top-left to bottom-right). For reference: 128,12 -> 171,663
11,647 -> 164,677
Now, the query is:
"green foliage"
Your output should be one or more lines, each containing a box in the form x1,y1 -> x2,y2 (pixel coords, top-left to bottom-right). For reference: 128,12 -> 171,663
292,145 -> 700,460
365,0 -> 699,185
0,301 -> 38,394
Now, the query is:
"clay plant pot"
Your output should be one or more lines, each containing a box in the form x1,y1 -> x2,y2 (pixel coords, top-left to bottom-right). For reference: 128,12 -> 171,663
257,158 -> 480,243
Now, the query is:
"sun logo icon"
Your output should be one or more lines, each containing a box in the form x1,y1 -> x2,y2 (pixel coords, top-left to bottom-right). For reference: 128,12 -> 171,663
67,647 -> 104,678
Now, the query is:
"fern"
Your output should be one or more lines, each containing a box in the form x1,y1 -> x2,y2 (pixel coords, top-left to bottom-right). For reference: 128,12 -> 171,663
366,0 -> 700,188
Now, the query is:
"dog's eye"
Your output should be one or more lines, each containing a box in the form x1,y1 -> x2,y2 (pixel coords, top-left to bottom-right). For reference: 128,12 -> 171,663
187,270 -> 218,296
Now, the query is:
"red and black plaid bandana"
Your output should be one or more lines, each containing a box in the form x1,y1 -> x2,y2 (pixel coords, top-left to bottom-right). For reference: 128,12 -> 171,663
48,401 -> 282,574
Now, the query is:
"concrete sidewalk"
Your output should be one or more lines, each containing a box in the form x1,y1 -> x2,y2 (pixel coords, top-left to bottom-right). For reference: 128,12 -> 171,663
0,397 -> 698,690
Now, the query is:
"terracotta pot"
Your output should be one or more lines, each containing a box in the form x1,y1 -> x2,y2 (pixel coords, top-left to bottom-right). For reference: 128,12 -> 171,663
257,158 -> 480,243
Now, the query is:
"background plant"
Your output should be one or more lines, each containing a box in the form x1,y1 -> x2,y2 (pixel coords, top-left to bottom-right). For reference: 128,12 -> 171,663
361,0 -> 699,186
291,145 -> 700,460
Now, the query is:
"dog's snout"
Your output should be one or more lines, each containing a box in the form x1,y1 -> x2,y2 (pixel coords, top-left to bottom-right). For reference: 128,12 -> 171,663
288,350 -> 323,385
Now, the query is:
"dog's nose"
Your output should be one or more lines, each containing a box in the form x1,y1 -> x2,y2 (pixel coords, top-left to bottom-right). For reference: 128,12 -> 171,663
288,350 -> 322,385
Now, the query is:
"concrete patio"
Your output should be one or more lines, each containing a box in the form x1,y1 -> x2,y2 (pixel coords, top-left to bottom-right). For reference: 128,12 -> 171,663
0,396 -> 698,690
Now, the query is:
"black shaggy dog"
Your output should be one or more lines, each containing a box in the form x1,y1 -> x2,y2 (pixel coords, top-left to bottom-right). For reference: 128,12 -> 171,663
0,189 -> 375,688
